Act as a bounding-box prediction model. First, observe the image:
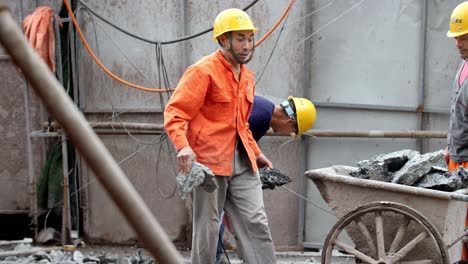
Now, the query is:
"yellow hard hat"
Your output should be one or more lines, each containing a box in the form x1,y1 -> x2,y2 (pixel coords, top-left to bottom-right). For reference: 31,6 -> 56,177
447,2 -> 468,38
289,96 -> 316,136
213,8 -> 258,40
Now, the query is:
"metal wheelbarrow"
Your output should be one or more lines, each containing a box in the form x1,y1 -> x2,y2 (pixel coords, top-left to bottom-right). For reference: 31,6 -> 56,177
305,165 -> 468,264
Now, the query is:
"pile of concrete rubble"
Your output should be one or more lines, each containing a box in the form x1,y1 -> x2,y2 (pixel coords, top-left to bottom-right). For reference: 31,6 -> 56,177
0,243 -> 155,264
349,149 -> 468,192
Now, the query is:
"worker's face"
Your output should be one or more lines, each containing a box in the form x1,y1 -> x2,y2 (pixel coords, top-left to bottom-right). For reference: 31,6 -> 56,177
455,33 -> 468,59
272,117 -> 297,135
219,30 -> 254,64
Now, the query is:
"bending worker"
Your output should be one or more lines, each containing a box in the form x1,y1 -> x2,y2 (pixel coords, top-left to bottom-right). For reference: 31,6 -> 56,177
164,9 -> 276,264
446,1 -> 468,261
216,95 -> 316,264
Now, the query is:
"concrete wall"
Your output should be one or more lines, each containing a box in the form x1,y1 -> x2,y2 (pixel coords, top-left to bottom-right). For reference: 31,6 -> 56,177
0,0 -> 59,215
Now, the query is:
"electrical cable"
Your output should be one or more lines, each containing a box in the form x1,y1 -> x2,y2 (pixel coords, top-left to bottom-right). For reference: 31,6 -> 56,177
77,0 -> 260,45
154,140 -> 177,199
280,185 -> 334,215
295,0 -> 365,48
255,7 -> 292,86
255,0 -> 295,47
63,0 -> 174,92
63,0 -> 295,93
282,0 -> 335,30
74,6 -> 168,145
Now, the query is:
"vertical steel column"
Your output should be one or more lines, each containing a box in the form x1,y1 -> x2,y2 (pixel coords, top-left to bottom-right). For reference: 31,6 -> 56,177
0,8 -> 184,264
53,9 -> 72,245
298,0 -> 314,247
417,0 -> 428,152
61,133 -> 71,245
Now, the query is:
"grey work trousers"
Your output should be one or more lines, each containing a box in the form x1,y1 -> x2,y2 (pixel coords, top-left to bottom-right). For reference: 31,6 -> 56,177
191,141 -> 277,264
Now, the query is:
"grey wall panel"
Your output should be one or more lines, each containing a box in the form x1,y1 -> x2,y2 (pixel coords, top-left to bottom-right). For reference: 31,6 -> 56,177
77,0 -> 185,111
425,1 -> 460,110
258,137 -> 302,248
0,0 -> 47,214
422,112 -> 449,152
310,0 -> 422,107
82,134 -> 187,243
0,61 -> 30,212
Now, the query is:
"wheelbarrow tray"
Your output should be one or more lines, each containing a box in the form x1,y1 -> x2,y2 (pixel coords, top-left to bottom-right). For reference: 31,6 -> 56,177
305,165 -> 468,262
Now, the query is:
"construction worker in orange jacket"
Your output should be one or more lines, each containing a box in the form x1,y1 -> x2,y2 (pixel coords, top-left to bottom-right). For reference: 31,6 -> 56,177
164,8 -> 276,264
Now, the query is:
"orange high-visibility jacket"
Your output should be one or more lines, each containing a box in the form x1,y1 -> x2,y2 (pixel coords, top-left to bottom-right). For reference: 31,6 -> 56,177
164,50 -> 261,176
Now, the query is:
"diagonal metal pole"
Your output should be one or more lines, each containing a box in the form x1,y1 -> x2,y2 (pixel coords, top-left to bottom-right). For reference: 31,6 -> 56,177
0,6 -> 184,264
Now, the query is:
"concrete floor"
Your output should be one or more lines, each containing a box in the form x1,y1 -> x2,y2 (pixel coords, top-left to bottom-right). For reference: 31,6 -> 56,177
180,250 -> 355,264
76,246 -> 356,263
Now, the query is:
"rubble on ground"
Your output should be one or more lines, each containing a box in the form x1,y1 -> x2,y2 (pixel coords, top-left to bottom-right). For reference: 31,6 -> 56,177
350,149 -> 468,192
0,244 -> 155,264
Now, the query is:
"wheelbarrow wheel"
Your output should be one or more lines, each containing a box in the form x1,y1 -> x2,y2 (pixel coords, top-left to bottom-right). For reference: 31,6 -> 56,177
321,201 -> 449,264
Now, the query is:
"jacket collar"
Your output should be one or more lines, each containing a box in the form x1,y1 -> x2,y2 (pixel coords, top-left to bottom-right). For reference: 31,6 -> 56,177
216,49 -> 245,72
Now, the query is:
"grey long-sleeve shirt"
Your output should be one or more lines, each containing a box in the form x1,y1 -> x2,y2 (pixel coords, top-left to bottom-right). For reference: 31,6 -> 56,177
448,60 -> 468,163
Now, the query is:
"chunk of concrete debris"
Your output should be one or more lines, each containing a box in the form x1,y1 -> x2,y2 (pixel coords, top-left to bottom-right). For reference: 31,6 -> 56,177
175,162 -> 217,200
392,150 -> 444,185
415,166 -> 468,191
259,168 -> 292,190
350,149 -> 418,182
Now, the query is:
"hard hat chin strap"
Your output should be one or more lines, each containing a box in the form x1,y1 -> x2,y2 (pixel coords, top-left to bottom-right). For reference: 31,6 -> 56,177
226,32 -> 255,65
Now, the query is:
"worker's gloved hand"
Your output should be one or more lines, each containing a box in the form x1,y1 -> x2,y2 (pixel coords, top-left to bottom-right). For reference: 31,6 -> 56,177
177,146 -> 197,174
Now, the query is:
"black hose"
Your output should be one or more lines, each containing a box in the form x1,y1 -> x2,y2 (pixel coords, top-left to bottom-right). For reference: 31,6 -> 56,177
76,0 -> 260,45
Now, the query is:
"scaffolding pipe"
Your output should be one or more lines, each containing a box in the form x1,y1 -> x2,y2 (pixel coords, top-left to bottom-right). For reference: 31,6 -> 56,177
302,130 -> 447,138
44,121 -> 448,138
18,0 -> 39,243
0,7 -> 184,264
61,133 -> 71,246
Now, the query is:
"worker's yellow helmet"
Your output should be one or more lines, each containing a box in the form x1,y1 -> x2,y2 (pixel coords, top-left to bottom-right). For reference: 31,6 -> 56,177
289,96 -> 316,136
447,2 -> 468,38
213,8 -> 258,40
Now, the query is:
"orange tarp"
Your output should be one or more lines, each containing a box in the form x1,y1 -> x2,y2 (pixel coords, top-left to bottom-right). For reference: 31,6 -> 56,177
23,6 -> 56,72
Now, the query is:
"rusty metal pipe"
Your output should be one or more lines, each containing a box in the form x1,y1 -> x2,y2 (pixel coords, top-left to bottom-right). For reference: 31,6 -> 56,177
44,121 -> 449,138
302,129 -> 447,138
0,7 -> 183,264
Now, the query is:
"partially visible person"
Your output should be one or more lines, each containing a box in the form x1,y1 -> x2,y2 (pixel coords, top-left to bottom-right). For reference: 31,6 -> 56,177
445,1 -> 468,262
216,95 -> 317,264
164,8 -> 277,264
